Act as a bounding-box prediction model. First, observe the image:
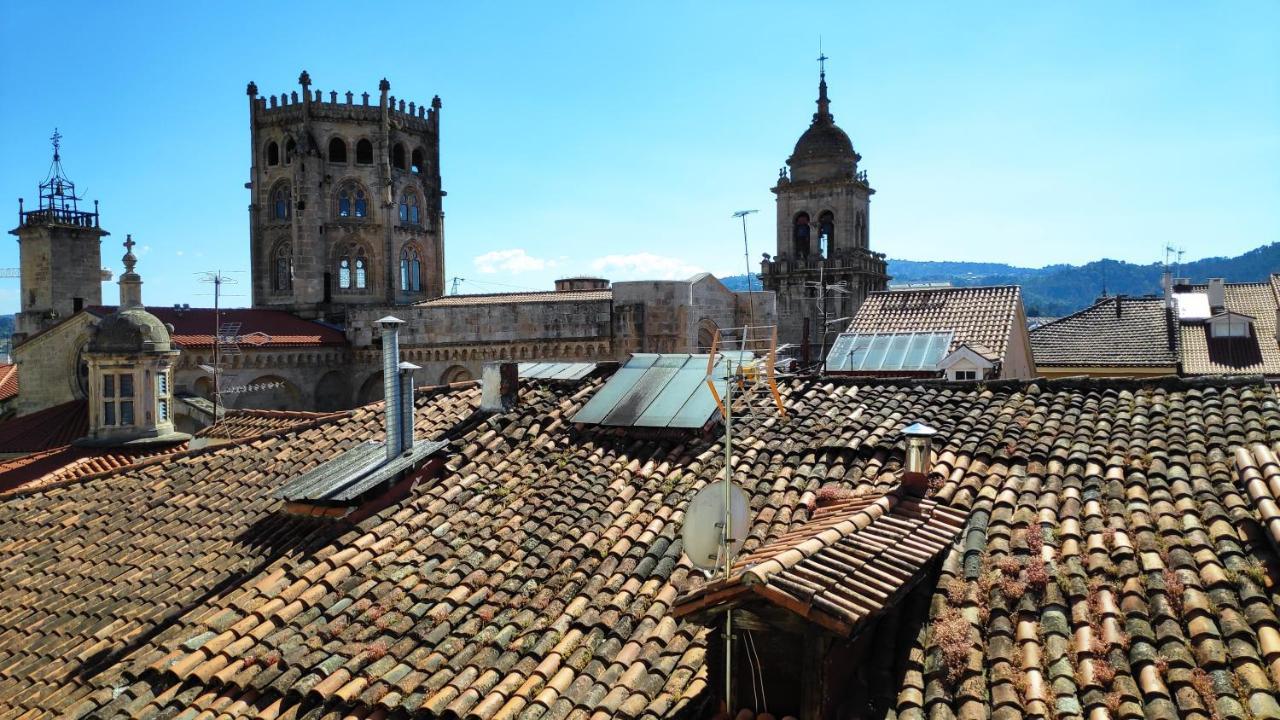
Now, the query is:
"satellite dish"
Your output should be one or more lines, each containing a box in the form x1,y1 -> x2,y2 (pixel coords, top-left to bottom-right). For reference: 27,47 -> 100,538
682,480 -> 750,576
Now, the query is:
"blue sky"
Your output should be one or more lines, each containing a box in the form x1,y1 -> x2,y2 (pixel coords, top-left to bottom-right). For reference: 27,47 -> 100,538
1,2 -> 1276,312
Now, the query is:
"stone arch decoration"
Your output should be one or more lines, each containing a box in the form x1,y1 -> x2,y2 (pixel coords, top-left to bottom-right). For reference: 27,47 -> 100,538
440,365 -> 473,385
357,372 -> 384,405
314,370 -> 349,412
697,318 -> 719,352
228,374 -> 302,411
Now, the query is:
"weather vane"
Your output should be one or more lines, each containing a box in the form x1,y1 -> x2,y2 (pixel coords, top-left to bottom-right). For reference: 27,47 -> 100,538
50,128 -> 62,161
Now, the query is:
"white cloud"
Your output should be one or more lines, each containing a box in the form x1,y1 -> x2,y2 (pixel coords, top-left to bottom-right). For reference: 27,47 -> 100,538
473,248 -> 555,274
589,252 -> 705,280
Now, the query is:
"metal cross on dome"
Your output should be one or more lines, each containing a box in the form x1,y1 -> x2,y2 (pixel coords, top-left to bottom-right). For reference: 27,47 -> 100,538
50,128 -> 62,160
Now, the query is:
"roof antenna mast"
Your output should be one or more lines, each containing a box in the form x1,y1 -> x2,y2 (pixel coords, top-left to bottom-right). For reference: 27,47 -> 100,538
732,210 -> 759,327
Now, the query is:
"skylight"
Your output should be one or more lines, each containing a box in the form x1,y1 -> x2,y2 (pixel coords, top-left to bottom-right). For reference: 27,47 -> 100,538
826,331 -> 953,373
572,353 -> 751,428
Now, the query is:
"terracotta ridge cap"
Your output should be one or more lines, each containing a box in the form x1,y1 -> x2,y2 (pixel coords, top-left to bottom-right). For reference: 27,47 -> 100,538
741,491 -> 898,587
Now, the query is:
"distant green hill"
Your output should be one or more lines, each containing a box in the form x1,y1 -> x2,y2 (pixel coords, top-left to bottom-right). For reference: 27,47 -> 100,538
722,242 -> 1279,317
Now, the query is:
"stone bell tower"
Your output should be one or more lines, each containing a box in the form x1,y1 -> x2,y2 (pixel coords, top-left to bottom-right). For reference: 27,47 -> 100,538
760,58 -> 888,357
246,72 -> 445,322
9,130 -> 108,345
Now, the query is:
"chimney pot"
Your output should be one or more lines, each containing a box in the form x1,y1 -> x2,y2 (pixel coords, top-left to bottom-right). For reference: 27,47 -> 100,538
901,422 -> 938,496
481,362 -> 519,412
379,316 -> 406,462
398,361 -> 419,455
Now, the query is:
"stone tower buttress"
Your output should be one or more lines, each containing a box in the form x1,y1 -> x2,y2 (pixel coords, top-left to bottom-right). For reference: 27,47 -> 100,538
760,62 -> 888,356
247,72 -> 445,321
9,132 -> 108,345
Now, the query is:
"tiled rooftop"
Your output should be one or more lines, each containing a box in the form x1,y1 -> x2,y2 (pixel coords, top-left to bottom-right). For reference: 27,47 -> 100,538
88,306 -> 348,349
1179,279 -> 1280,376
0,364 -> 16,404
195,408 -> 348,441
0,372 -> 1276,719
417,289 -> 613,307
0,399 -> 88,454
0,443 -> 187,496
1030,295 -> 1177,368
848,285 -> 1023,358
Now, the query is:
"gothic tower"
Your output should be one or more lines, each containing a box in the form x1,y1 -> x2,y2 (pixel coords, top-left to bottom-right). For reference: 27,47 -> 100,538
247,72 -> 445,321
9,131 -> 108,344
760,61 -> 888,357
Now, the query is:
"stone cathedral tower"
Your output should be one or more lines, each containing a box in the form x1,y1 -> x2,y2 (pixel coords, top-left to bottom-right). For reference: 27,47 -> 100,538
247,72 -> 445,321
760,61 -> 888,356
9,132 -> 108,345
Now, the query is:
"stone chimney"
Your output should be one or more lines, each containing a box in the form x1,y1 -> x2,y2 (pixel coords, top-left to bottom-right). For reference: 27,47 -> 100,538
481,362 -> 519,412
1207,278 -> 1226,312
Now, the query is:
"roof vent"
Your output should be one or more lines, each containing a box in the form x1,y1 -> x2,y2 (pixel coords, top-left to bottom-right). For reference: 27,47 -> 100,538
379,316 -> 405,461
901,422 -> 938,496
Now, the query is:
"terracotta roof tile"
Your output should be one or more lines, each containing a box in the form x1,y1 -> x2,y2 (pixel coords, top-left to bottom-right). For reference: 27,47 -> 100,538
88,306 -> 347,349
0,373 -> 1276,718
0,400 -> 87,454
194,409 -> 346,441
848,285 -> 1022,357
1179,279 -> 1280,376
1030,295 -> 1178,367
0,365 -> 16,404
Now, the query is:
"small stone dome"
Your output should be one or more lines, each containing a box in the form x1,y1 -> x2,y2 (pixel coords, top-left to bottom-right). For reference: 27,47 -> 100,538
89,308 -> 173,354
785,70 -> 860,184
790,121 -> 855,166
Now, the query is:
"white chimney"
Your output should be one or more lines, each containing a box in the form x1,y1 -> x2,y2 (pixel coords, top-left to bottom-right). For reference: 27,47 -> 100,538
378,316 -> 405,461
1207,278 -> 1226,312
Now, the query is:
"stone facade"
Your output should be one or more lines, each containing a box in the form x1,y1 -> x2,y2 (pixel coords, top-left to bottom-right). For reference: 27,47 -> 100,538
760,67 -> 889,356
248,72 -> 444,321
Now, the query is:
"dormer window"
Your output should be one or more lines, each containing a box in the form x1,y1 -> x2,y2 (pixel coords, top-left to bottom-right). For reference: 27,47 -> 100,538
103,372 -> 135,426
1208,311 -> 1254,339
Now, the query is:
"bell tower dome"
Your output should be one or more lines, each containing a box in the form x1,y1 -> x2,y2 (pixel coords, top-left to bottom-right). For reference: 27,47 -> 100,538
759,56 -> 889,358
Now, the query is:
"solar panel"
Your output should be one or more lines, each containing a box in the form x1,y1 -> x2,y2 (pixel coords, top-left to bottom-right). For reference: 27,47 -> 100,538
573,353 -> 752,428
518,361 -> 597,381
826,331 -> 954,372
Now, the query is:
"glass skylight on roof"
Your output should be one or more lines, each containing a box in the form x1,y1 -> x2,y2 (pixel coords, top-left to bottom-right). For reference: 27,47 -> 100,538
826,331 -> 953,372
518,362 -> 596,381
572,353 -> 752,428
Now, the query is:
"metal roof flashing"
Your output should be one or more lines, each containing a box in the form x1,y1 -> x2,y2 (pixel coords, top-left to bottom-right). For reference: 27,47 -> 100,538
276,438 -> 447,515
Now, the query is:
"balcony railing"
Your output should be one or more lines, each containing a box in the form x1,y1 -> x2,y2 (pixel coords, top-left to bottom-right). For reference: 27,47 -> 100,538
19,207 -> 100,229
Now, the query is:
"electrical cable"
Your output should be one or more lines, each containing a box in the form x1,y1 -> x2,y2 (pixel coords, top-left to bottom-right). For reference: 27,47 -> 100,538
747,629 -> 768,715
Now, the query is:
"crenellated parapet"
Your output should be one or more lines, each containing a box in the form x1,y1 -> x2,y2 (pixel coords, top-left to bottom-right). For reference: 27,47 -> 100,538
248,76 -> 439,132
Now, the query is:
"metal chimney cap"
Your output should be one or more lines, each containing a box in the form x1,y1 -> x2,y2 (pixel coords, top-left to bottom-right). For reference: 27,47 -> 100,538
902,422 -> 938,437
398,361 -> 421,371
377,315 -> 405,326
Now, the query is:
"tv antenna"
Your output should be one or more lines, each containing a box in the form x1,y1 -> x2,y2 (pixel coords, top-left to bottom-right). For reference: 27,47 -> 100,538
681,354 -> 756,718
196,270 -> 245,424
804,264 -> 849,371
449,276 -> 463,295
732,210 -> 759,326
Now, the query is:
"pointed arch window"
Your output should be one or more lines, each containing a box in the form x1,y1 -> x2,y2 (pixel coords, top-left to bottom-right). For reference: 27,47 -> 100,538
328,137 -> 347,163
271,183 -> 291,221
793,212 -> 811,259
818,211 -> 835,255
266,141 -> 280,166
272,242 -> 293,292
337,182 -> 368,218
411,148 -> 426,174
355,139 -> 374,164
337,245 -> 369,291
392,143 -> 406,170
284,138 -> 296,164
398,190 -> 421,226
400,245 -> 423,292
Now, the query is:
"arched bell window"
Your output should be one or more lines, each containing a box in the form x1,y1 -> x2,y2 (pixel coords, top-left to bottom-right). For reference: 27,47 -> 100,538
355,139 -> 374,164
266,141 -> 280,166
337,182 -> 368,219
272,241 -> 292,292
328,137 -> 347,163
793,212 -> 811,258
411,148 -> 426,174
392,143 -> 406,170
271,182 -> 291,221
818,211 -> 835,255
284,138 -> 296,165
398,190 -> 421,226
400,245 -> 423,292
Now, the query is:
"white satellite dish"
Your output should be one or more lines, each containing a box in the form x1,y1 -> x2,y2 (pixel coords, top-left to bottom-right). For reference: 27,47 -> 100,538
682,480 -> 750,576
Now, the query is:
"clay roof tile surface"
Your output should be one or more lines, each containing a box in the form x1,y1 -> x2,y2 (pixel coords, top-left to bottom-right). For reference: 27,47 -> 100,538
1178,279 -> 1280,376
848,285 -> 1022,357
0,373 -> 1277,718
0,364 -> 17,403
88,306 -> 348,349
0,399 -> 88,454
1030,295 -> 1178,367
